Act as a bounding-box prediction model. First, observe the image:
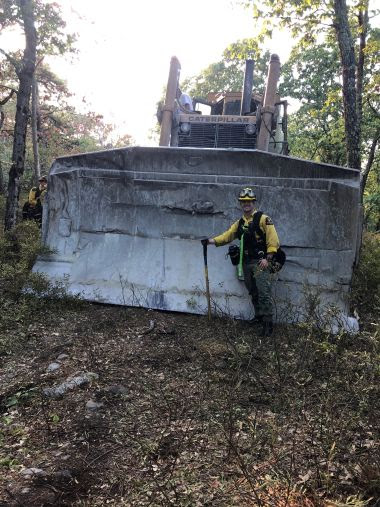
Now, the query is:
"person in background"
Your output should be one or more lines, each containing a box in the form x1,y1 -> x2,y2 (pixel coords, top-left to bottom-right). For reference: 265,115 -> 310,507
178,91 -> 194,112
202,187 -> 280,337
23,175 -> 48,226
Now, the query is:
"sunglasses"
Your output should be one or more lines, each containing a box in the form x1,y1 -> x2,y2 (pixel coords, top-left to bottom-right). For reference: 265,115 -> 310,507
239,188 -> 256,199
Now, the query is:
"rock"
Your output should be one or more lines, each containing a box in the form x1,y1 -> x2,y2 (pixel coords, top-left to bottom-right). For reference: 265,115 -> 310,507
86,400 -> 104,411
52,469 -> 73,483
43,371 -> 99,399
47,362 -> 61,372
107,384 -> 128,396
56,353 -> 69,361
86,372 -> 99,381
20,467 -> 47,478
95,384 -> 128,399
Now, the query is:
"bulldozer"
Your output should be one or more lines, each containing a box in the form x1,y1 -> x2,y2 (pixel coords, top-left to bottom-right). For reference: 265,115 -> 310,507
34,54 -> 361,330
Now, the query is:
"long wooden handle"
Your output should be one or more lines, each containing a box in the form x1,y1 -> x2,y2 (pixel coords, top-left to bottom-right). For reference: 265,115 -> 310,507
203,243 -> 212,320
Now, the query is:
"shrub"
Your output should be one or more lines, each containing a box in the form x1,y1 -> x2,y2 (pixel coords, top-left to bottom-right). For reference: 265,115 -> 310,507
0,220 -> 83,355
0,220 -> 50,298
351,232 -> 380,319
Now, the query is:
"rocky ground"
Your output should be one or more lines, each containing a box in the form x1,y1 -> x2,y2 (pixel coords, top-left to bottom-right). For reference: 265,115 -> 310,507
0,300 -> 379,506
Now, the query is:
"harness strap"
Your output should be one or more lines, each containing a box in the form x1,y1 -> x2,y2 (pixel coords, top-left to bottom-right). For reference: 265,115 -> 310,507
238,211 -> 264,237
248,211 -> 264,239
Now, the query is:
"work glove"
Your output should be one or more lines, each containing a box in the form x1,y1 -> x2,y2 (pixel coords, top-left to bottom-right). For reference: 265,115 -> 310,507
201,238 -> 209,247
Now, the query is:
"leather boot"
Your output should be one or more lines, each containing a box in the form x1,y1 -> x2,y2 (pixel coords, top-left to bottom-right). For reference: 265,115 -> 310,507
261,320 -> 274,337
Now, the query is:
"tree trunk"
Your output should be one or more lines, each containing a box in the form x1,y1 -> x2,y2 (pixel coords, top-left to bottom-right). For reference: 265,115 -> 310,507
0,90 -> 16,195
333,0 -> 361,170
357,5 -> 368,137
0,157 -> 4,195
31,74 -> 40,183
0,111 -> 5,194
4,0 -> 37,231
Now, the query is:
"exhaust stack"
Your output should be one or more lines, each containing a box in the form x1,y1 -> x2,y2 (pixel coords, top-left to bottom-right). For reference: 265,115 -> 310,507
159,56 -> 181,147
240,59 -> 255,116
257,54 -> 281,151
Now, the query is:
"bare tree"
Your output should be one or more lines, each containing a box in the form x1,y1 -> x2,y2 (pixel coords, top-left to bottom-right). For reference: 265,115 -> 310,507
3,0 -> 37,231
31,72 -> 40,183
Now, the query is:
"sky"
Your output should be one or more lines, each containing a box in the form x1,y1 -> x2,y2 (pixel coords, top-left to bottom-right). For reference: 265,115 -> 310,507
52,0 -> 294,145
1,0 -> 293,145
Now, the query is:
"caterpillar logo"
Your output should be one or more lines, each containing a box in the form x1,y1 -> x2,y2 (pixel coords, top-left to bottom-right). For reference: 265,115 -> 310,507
179,114 -> 256,125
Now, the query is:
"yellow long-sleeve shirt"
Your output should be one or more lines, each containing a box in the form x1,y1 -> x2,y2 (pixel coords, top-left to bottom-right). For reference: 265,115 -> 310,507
28,185 -> 46,207
213,210 -> 280,254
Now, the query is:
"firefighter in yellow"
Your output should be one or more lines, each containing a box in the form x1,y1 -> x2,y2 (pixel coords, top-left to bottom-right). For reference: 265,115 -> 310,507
204,187 -> 280,336
24,175 -> 47,226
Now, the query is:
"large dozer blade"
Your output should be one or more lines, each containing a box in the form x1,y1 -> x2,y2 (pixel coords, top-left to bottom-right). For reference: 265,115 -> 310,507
34,146 -> 361,324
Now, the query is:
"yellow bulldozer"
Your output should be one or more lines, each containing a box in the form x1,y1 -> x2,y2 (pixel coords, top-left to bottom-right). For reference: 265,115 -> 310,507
34,54 -> 361,331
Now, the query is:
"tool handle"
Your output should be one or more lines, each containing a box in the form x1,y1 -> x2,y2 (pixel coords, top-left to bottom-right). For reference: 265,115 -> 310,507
202,242 -> 211,320
205,266 -> 211,320
203,243 -> 208,266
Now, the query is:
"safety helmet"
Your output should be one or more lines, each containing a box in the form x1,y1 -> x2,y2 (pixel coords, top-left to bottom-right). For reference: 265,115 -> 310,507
238,187 -> 256,201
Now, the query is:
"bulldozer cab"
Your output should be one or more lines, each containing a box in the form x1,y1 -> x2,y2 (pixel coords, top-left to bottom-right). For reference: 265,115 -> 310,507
199,91 -> 262,115
159,58 -> 288,154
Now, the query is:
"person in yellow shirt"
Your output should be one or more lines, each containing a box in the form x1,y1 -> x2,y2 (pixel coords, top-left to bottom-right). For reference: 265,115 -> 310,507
202,187 -> 280,336
23,175 -> 47,226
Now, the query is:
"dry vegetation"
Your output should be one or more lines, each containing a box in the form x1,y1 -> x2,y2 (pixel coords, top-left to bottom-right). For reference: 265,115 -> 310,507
0,215 -> 379,506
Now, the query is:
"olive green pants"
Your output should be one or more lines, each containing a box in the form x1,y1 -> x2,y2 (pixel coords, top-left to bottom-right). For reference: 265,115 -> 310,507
243,260 -> 273,321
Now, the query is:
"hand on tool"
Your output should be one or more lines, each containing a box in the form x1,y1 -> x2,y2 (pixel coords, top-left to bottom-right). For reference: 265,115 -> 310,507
201,238 -> 215,246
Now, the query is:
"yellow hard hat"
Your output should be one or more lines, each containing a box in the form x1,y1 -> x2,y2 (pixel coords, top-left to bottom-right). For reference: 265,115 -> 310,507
238,187 -> 256,201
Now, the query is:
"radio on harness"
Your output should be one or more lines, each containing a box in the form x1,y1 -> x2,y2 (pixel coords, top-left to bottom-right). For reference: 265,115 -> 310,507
227,244 -> 240,265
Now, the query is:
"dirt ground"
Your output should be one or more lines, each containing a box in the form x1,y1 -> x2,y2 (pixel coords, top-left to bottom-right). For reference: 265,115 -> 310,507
0,302 -> 379,506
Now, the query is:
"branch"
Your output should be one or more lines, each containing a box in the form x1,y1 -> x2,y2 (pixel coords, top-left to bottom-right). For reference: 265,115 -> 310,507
367,97 -> 380,119
35,56 -> 44,69
0,89 -> 16,131
0,89 -> 16,106
43,112 -> 65,129
0,84 -> 18,94
0,48 -> 21,74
